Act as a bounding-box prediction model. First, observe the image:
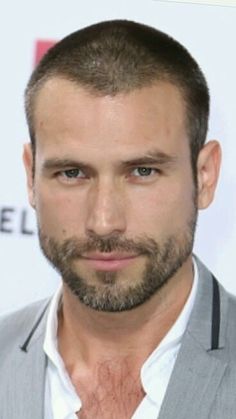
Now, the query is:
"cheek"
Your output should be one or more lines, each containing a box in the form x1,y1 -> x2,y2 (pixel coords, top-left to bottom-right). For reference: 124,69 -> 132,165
34,186 -> 86,237
126,181 -> 195,235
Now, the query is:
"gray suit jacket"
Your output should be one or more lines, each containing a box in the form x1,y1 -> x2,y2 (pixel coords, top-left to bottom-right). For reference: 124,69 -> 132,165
1,258 -> 236,419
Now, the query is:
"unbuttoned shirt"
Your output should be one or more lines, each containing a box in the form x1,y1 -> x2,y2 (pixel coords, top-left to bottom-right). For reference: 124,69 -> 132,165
44,259 -> 198,419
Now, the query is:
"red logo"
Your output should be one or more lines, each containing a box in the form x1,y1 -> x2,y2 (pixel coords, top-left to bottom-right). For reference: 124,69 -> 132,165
34,40 -> 56,66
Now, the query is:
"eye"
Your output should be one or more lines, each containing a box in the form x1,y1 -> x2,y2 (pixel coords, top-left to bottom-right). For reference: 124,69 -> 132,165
62,168 -> 85,178
132,167 -> 157,177
56,168 -> 87,183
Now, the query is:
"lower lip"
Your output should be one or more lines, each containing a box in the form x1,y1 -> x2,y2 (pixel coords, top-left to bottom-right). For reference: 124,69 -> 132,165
82,256 -> 138,271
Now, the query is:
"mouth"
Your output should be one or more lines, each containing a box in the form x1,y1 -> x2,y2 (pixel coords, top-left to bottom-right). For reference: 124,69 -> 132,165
81,252 -> 139,271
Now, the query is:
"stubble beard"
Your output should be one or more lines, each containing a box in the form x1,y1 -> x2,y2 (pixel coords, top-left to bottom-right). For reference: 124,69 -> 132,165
38,205 -> 197,312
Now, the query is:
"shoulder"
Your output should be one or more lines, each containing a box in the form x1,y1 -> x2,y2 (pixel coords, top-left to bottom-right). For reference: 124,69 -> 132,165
218,280 -> 236,329
0,298 -> 50,320
0,298 -> 51,355
224,289 -> 236,341
226,289 -> 236,308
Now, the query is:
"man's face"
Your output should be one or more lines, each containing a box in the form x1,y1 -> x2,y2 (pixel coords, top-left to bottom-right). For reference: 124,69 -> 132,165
25,78 -> 199,312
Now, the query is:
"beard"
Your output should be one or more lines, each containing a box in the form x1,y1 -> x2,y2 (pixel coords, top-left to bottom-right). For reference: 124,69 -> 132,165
38,206 -> 197,312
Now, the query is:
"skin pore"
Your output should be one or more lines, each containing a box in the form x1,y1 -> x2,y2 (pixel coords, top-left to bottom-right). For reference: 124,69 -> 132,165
23,78 -> 221,417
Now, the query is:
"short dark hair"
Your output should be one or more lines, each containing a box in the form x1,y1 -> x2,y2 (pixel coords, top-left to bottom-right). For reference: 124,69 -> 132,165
25,19 -> 209,174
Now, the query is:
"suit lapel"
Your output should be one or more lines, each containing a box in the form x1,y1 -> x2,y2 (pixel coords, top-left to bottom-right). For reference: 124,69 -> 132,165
7,335 -> 46,419
2,301 -> 49,419
158,257 -> 229,419
158,332 -> 227,419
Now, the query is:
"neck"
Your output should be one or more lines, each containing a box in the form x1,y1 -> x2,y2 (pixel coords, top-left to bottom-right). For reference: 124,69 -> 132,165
58,256 -> 194,370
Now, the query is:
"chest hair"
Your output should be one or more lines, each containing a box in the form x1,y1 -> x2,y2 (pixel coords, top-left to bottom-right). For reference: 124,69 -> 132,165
72,358 -> 145,419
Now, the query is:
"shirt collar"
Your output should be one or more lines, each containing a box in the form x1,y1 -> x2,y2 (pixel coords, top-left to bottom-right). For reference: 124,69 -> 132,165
140,257 -> 199,405
44,286 -> 81,418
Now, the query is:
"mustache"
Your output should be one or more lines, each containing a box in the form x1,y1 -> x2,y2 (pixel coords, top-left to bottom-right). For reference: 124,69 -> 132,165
39,231 -> 160,260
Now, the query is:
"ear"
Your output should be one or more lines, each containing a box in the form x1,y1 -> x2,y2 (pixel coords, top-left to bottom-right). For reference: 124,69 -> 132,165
23,143 -> 35,209
197,140 -> 221,210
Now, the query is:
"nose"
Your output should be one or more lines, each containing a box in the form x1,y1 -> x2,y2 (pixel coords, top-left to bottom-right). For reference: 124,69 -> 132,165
85,178 -> 127,237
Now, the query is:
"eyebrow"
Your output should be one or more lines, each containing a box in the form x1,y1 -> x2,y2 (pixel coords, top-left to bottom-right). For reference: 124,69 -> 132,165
42,150 -> 177,172
121,151 -> 177,167
42,158 -> 89,171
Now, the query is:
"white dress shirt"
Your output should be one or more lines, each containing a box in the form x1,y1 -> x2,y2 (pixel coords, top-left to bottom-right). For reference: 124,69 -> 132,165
44,259 -> 198,419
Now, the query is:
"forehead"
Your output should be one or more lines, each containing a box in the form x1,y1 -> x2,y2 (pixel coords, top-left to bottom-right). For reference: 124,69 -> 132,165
33,77 -> 188,157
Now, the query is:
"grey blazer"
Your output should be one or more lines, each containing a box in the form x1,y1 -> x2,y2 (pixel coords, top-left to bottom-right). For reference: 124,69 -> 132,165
1,258 -> 236,419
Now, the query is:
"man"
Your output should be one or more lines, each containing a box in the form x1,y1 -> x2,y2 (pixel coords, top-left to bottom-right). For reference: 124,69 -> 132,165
0,19 -> 235,419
